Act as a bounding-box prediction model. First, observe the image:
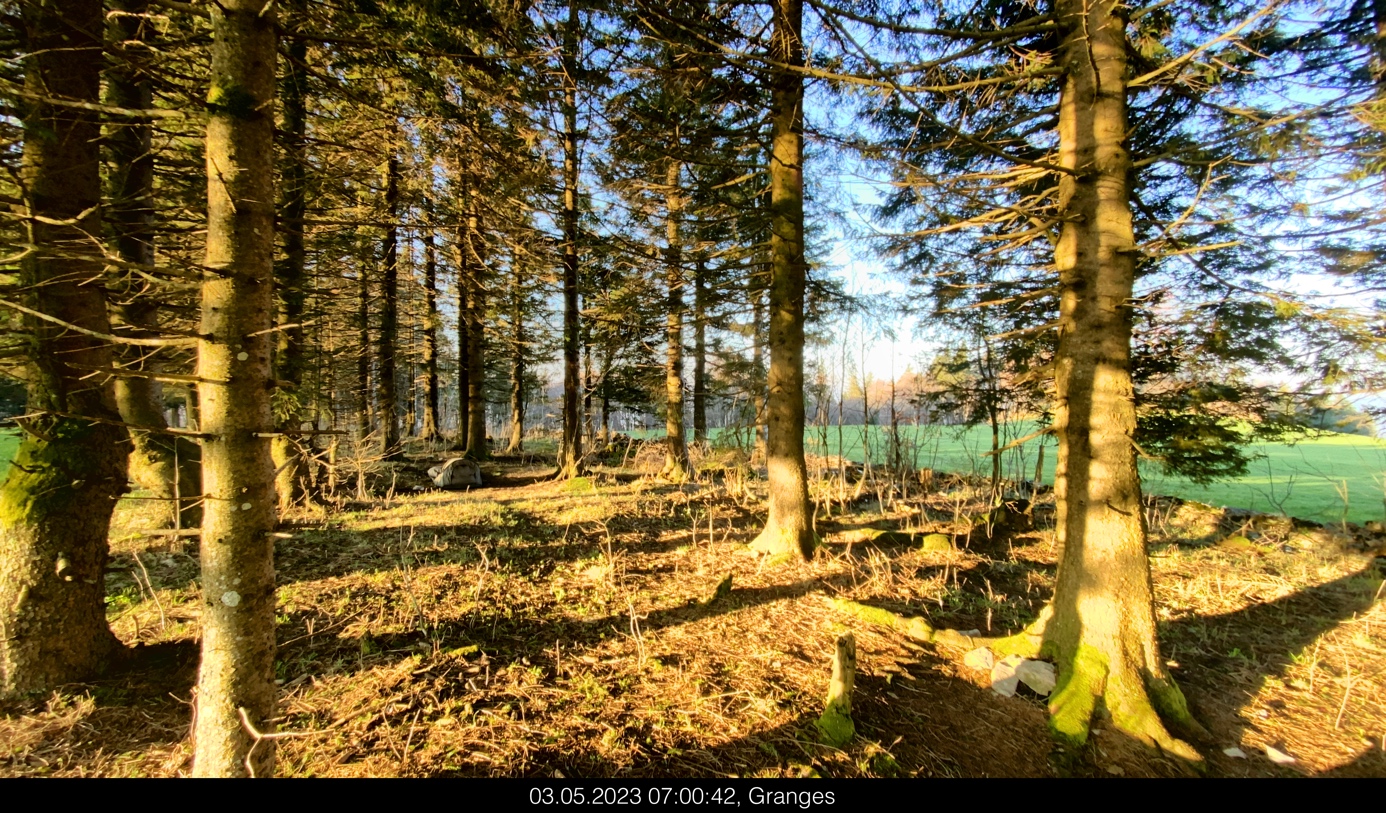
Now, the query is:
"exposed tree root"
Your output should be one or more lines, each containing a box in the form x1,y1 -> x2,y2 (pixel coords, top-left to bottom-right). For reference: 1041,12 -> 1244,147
750,522 -> 817,561
826,598 -> 1205,765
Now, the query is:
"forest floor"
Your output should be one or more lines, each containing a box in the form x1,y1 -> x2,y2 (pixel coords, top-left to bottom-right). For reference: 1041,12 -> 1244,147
2,441 -> 1384,778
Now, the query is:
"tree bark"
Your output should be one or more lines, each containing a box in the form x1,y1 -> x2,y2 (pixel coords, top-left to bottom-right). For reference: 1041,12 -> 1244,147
107,0 -> 202,529
751,266 -> 767,450
377,156 -> 402,461
0,0 -> 128,696
192,0 -> 279,776
464,202 -> 488,459
455,230 -> 471,451
558,0 -> 583,477
1037,0 -> 1199,760
420,223 -> 441,441
662,161 -> 691,480
465,284 -> 487,458
355,220 -> 373,442
273,0 -> 315,508
750,0 -> 814,559
693,257 -> 708,442
507,256 -> 525,453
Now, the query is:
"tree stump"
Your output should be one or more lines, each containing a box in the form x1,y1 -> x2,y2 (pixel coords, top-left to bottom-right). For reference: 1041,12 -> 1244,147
816,632 -> 856,748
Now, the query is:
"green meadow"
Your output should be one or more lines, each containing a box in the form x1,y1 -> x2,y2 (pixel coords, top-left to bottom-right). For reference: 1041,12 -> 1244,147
0,430 -> 17,475
3,424 -> 1383,526
795,423 -> 1386,526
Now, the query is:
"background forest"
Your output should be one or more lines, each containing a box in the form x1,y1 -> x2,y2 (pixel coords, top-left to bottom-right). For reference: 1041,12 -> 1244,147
0,0 -> 1383,778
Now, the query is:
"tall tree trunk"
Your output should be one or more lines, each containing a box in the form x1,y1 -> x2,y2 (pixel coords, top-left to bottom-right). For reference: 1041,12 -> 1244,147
662,161 -> 691,480
377,156 -> 402,461
982,336 -> 1001,499
0,0 -> 128,696
107,0 -> 201,529
751,268 -> 767,450
420,224 -> 441,441
193,0 -> 278,777
692,257 -> 708,442
355,222 -> 373,442
1035,0 -> 1199,760
454,216 -> 472,451
273,0 -> 314,509
750,0 -> 814,559
506,257 -> 524,453
584,329 -> 595,447
558,0 -> 583,477
464,204 -> 488,459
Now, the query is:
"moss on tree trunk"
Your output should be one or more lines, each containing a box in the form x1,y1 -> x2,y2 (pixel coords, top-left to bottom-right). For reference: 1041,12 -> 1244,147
750,0 -> 814,560
0,0 -> 129,696
1039,0 -> 1200,761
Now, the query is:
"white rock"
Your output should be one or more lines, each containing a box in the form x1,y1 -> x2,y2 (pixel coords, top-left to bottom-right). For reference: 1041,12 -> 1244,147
1015,659 -> 1057,696
990,654 -> 1024,697
1223,747 -> 1247,759
963,647 -> 995,671
1265,745 -> 1296,765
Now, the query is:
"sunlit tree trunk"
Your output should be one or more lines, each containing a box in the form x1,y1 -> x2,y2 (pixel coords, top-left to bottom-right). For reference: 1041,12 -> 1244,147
750,0 -> 814,559
273,0 -> 315,507
693,257 -> 708,442
1037,0 -> 1199,760
662,161 -> 691,480
751,263 -> 767,450
506,257 -> 525,453
0,0 -> 128,696
558,0 -> 583,477
377,156 -> 402,461
192,0 -> 278,777
455,230 -> 471,451
107,0 -> 201,528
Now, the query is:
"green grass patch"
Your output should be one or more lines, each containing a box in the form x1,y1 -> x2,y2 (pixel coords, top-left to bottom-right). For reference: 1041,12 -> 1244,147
665,423 -> 1386,526
0,429 -> 17,476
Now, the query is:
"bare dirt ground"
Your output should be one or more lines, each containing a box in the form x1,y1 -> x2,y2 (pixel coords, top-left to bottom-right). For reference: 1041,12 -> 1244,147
2,444 -> 1383,778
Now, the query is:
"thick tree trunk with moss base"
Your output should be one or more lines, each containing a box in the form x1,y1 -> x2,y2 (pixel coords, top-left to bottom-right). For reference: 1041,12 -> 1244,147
1036,0 -> 1200,761
750,0 -> 814,560
0,0 -> 129,697
662,161 -> 691,481
193,0 -> 279,777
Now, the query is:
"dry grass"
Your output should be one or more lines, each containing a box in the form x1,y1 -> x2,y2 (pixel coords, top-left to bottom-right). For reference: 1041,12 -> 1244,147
2,457 -> 1382,777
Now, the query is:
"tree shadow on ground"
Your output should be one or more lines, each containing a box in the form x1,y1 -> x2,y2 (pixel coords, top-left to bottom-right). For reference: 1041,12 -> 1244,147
1164,557 -> 1386,777
415,641 -> 1191,778
0,640 -> 197,777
